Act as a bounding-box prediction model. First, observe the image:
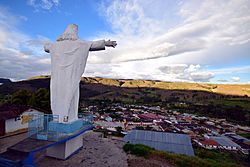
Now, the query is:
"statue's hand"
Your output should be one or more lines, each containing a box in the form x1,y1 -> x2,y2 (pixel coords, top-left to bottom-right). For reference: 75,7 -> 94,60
105,40 -> 117,48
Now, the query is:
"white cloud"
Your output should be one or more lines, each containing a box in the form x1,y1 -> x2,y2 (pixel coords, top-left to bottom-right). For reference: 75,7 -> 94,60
190,72 -> 214,82
27,0 -> 60,10
0,7 -> 51,79
158,64 -> 214,82
1,0 -> 250,83
231,76 -> 240,82
159,64 -> 188,74
91,0 -> 250,64
83,0 -> 250,83
86,62 -> 213,83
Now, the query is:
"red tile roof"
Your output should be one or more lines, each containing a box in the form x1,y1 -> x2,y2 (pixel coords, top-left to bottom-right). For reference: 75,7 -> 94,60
200,139 -> 220,146
0,104 -> 30,120
138,113 -> 160,120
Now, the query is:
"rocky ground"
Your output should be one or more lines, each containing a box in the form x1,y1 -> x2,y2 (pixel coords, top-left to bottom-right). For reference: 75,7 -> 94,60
35,131 -> 128,167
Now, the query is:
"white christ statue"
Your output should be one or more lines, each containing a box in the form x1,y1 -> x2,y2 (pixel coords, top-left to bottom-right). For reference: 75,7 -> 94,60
44,24 -> 117,123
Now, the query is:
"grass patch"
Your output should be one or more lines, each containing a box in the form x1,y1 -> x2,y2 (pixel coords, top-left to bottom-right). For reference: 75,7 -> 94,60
152,150 -> 239,167
211,98 -> 250,110
123,144 -> 247,167
123,143 -> 154,157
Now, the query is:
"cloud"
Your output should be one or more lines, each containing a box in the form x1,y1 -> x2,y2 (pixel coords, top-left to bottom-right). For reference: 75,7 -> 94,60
1,0 -> 250,83
0,7 -> 51,79
231,76 -> 240,82
91,0 -> 250,64
82,0 -> 250,83
217,79 -> 228,82
159,64 -> 188,74
27,0 -> 60,10
190,72 -> 214,82
0,48 -> 50,79
158,64 -> 214,82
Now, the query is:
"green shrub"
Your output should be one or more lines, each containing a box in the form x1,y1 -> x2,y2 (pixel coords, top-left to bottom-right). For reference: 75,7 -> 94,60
123,143 -> 154,157
123,143 -> 134,152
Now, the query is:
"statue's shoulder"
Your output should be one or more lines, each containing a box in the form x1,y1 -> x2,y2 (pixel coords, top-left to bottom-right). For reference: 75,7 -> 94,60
77,40 -> 92,46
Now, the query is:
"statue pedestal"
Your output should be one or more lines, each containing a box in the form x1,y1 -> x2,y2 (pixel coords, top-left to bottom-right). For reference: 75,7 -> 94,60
46,134 -> 83,160
28,114 -> 93,160
45,119 -> 87,159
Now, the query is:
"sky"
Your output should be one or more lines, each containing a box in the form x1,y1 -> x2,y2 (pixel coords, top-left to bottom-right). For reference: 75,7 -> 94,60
0,0 -> 249,84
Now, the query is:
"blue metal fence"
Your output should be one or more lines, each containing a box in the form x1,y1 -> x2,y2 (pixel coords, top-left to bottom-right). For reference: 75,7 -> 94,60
28,113 -> 93,141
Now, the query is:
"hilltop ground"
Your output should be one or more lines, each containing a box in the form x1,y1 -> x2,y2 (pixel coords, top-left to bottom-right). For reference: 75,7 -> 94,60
1,131 -> 248,167
0,131 -> 174,167
0,131 -> 128,167
35,131 -> 128,167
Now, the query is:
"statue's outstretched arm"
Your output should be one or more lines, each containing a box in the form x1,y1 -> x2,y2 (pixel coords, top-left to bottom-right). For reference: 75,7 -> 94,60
105,40 -> 117,48
90,40 -> 117,51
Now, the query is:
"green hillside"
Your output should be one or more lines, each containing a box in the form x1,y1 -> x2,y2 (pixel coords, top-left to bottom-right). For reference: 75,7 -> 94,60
25,75 -> 250,97
1,76 -> 250,125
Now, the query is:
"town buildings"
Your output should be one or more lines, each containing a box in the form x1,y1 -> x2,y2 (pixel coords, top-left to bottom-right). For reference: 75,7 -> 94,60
81,103 -> 250,155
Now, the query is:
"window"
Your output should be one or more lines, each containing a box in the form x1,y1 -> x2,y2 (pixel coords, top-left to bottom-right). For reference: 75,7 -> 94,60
15,116 -> 21,121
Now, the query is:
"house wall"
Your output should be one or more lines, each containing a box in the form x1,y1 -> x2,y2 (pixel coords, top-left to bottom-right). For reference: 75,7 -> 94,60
218,145 -> 238,150
5,117 -> 27,133
204,145 -> 218,149
5,109 -> 42,133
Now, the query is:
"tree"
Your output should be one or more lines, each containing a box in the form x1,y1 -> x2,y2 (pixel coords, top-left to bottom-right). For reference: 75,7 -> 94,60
10,88 -> 51,113
11,89 -> 33,105
30,88 -> 51,113
136,126 -> 144,130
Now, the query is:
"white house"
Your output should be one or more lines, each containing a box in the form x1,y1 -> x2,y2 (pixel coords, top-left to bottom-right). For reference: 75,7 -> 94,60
94,120 -> 124,130
0,105 -> 43,136
210,136 -> 241,151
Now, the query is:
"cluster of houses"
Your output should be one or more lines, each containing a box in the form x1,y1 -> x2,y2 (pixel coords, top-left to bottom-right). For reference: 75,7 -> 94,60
0,103 -> 249,156
81,103 -> 250,155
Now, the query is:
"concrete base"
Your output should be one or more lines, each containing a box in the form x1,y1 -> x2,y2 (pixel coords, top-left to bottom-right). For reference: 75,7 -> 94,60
46,135 -> 83,160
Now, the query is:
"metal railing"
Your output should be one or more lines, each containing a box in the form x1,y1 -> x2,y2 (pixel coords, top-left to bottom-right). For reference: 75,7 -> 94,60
28,113 -> 93,141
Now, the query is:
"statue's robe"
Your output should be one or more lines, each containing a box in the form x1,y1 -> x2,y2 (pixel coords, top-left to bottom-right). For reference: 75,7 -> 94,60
45,40 -> 105,123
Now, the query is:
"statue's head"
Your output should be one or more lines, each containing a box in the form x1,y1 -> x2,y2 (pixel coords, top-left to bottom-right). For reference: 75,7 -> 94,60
57,24 -> 79,41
